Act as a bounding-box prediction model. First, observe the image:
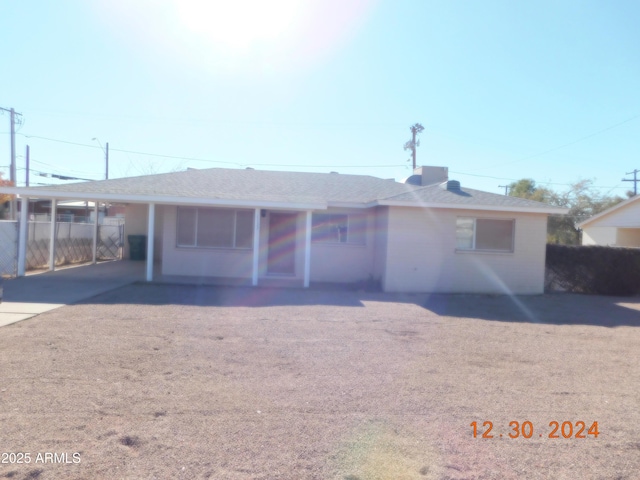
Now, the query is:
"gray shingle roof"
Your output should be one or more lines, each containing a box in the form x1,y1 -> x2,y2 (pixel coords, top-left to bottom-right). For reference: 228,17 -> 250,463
382,183 -> 564,210
22,168 -> 415,204
8,167 -> 565,212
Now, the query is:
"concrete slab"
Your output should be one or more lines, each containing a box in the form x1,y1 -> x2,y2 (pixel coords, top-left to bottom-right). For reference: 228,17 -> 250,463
0,313 -> 39,327
0,302 -> 64,314
0,261 -> 145,327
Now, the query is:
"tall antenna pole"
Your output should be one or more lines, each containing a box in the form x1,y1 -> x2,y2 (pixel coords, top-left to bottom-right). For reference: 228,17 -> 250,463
499,185 -> 510,195
622,169 -> 639,196
403,123 -> 425,170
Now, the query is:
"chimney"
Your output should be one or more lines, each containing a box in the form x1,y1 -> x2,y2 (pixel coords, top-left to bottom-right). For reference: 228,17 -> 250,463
402,166 -> 449,186
415,166 -> 448,186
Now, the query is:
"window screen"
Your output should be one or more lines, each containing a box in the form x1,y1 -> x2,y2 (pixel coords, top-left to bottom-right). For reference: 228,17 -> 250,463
456,217 -> 514,252
197,208 -> 234,248
177,207 -> 253,249
312,214 -> 348,243
176,207 -> 196,246
476,219 -> 514,251
235,210 -> 254,249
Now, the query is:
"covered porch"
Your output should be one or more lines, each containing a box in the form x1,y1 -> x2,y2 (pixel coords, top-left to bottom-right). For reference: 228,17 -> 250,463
15,195 -> 321,288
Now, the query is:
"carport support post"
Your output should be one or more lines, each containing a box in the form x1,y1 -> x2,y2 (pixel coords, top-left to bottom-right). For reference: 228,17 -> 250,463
146,203 -> 155,282
303,210 -> 311,288
92,201 -> 99,264
17,197 -> 29,277
252,208 -> 260,286
49,199 -> 57,271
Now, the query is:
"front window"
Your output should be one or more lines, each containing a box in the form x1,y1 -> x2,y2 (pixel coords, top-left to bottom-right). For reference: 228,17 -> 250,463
456,217 -> 514,252
177,207 -> 253,249
311,213 -> 366,245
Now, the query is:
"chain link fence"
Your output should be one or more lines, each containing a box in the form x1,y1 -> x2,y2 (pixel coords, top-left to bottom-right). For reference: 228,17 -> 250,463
0,220 -> 125,276
0,221 -> 18,277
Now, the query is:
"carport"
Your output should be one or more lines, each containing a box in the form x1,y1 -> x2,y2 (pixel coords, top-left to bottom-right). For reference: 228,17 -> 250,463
14,195 -> 159,282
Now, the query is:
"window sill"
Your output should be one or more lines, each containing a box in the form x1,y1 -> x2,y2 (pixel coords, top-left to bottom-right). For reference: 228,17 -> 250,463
311,242 -> 367,248
176,245 -> 252,252
455,249 -> 514,256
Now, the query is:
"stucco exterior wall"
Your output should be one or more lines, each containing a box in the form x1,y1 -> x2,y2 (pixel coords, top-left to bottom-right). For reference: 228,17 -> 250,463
372,206 -> 388,288
309,208 -> 376,283
382,206 -> 548,294
582,227 -> 617,246
161,206 -> 378,283
616,228 -> 640,247
123,204 -> 148,260
154,205 -> 164,261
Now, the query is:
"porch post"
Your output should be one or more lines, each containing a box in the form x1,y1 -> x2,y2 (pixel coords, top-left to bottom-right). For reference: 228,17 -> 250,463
303,210 -> 312,288
92,201 -> 99,264
146,203 -> 155,282
252,208 -> 260,286
17,197 -> 29,277
49,199 -> 57,271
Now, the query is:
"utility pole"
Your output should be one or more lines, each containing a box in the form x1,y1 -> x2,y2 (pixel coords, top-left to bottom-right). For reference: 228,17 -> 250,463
25,145 -> 30,187
92,138 -> 109,179
403,123 -> 425,170
499,185 -> 510,195
0,107 -> 22,219
622,169 -> 639,196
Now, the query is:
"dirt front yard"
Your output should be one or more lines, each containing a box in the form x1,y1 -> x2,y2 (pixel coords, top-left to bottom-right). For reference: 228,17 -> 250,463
1,285 -> 639,479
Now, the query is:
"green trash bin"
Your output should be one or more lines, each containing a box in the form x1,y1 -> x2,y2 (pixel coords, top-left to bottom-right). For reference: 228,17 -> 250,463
128,235 -> 147,261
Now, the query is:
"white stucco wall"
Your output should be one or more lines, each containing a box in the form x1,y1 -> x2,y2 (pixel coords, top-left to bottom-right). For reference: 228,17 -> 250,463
582,226 -> 617,246
616,228 -> 640,247
123,203 -> 148,260
372,206 -> 388,288
382,206 -> 548,294
309,208 -> 376,283
161,206 -> 379,283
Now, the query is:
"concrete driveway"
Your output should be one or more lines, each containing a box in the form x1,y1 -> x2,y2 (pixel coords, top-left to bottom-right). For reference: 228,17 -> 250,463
0,261 -> 144,327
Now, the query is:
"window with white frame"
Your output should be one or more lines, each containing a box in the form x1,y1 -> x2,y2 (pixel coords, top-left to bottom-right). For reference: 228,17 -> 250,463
311,213 -> 366,245
177,207 -> 254,249
456,217 -> 514,252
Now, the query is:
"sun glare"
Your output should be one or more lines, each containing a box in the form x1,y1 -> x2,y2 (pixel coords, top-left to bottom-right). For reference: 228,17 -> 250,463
174,0 -> 302,52
100,0 -> 377,75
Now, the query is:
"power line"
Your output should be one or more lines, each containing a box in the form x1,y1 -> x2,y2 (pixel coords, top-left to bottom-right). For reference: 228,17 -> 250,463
449,170 -> 628,190
485,113 -> 640,169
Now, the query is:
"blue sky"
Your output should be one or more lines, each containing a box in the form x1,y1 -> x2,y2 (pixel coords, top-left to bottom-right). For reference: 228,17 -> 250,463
1,0 -> 638,196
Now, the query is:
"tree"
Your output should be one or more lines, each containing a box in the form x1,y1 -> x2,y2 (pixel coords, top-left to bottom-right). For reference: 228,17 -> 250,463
508,178 -> 626,245
507,178 -> 552,203
0,172 -> 14,219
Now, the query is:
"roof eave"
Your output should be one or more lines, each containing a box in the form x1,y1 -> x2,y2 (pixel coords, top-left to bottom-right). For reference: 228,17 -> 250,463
3,188 -> 327,210
375,199 -> 569,215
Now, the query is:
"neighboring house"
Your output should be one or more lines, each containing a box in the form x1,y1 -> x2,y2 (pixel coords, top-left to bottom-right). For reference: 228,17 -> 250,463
578,195 -> 640,247
29,200 -> 125,222
1,166 -> 567,294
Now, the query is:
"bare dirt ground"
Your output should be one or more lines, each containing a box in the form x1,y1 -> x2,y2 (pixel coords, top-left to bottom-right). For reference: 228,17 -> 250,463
1,284 -> 639,480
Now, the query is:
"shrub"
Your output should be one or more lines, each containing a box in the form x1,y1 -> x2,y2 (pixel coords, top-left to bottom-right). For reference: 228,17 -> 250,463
546,244 -> 640,295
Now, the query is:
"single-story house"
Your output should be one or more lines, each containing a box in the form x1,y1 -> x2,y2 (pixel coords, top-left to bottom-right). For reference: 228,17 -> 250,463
2,166 -> 567,294
578,195 -> 640,247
